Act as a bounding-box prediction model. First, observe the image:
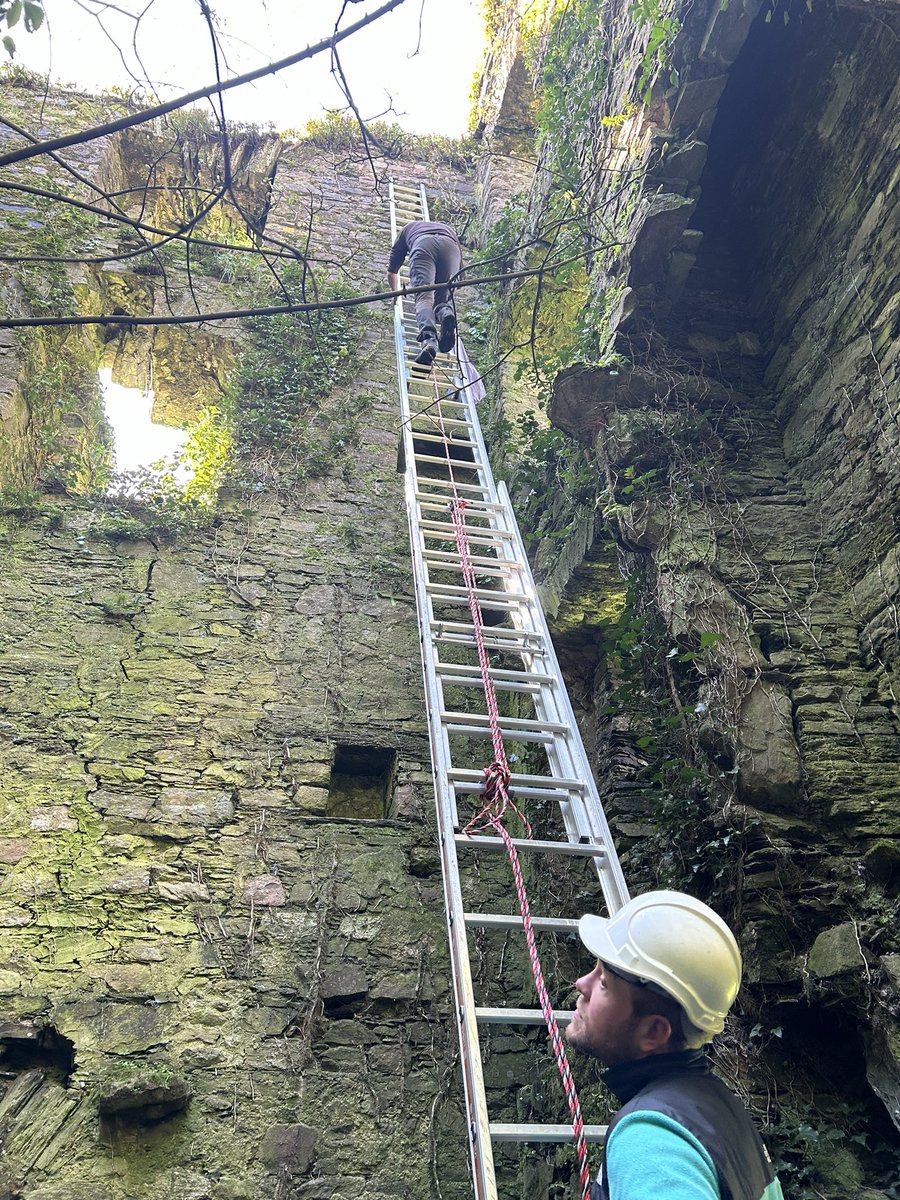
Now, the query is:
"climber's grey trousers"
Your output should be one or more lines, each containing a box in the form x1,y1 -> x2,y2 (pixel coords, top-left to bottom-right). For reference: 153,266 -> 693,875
408,234 -> 462,334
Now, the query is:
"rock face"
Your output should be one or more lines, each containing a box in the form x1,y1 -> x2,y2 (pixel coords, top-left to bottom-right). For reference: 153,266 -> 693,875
1,1 -> 899,1194
484,0 -> 900,1191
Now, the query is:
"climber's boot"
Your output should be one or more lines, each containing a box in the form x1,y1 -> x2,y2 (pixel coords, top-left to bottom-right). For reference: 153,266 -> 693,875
415,327 -> 439,366
437,309 -> 457,354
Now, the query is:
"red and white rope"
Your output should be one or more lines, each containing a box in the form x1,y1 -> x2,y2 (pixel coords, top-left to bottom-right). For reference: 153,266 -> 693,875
428,369 -> 592,1200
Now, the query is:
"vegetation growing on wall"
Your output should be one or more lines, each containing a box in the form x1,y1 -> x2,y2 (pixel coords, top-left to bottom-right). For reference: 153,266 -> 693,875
94,265 -> 368,537
229,263 -> 369,493
0,188 -> 112,501
301,109 -> 476,170
477,1 -> 900,1193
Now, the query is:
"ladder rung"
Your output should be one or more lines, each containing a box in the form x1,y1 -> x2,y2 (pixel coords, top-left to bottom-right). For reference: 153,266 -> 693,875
464,913 -> 580,933
456,835 -> 606,859
456,783 -> 581,803
490,1123 -> 607,1144
449,768 -> 585,792
407,371 -> 458,384
425,555 -> 513,573
441,711 -> 569,737
476,1007 -> 575,1025
431,625 -> 547,653
438,663 -> 550,684
435,634 -> 547,657
418,505 -> 504,523
439,676 -> 540,695
427,563 -> 517,583
419,522 -> 504,539
405,359 -> 457,371
444,723 -> 553,744
427,583 -> 529,603
439,667 -> 549,696
419,487 -> 501,504
430,599 -> 521,617
422,508 -> 508,523
406,387 -> 465,401
427,537 -> 518,554
413,452 -> 482,470
424,548 -> 511,568
413,433 -> 479,450
417,493 -> 503,511
410,416 -> 472,432
432,620 -> 542,640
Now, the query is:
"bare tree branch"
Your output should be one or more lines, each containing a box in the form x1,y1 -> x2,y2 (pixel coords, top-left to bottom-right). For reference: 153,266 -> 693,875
0,0 -> 407,168
0,250 -> 620,328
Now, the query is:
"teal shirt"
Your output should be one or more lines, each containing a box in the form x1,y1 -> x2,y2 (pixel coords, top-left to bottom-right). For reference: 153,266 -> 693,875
604,1111 -> 785,1200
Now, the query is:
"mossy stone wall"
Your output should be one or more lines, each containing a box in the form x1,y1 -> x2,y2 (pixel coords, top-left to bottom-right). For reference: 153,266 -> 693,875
484,0 -> 900,1191
0,94 -> 493,1200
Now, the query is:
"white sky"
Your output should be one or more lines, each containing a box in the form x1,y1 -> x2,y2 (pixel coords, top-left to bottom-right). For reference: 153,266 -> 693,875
99,368 -> 190,477
16,0 -> 486,136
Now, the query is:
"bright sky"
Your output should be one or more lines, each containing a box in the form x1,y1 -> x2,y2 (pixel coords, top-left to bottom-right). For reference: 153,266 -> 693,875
99,369 -> 190,479
16,0 -> 486,136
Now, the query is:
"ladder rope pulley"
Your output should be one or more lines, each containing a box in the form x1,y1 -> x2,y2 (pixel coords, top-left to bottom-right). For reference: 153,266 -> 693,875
388,178 -> 630,1200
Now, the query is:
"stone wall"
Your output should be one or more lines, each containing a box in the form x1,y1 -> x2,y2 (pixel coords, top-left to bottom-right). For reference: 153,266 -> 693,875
0,92 -> 491,1200
483,0 -> 900,1191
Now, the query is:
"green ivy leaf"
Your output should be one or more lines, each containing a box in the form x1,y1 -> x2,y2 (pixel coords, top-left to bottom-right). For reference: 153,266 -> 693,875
6,0 -> 22,28
23,1 -> 43,31
2,33 -> 14,55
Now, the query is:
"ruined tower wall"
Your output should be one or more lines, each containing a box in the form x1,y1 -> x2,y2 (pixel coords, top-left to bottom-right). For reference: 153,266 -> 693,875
0,89 -> 484,1200
481,0 -> 900,1191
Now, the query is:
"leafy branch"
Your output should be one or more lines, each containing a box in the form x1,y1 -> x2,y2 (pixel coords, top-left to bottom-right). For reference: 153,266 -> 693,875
0,0 -> 43,58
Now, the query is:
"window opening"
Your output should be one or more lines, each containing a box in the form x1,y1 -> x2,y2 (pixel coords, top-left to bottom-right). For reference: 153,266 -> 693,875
326,745 -> 397,819
99,367 -> 192,483
0,1023 -> 76,1084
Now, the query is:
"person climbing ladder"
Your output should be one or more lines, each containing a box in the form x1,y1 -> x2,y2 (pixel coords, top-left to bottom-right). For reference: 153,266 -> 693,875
387,218 -> 462,365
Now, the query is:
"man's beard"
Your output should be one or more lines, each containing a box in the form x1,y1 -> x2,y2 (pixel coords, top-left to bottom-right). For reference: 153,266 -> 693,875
567,1025 -> 609,1066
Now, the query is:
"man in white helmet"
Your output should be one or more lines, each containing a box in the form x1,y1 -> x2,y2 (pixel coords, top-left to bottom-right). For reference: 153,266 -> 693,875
567,889 -> 784,1200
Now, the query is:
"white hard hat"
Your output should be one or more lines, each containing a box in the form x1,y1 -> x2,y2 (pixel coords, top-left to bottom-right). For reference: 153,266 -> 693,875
578,890 -> 742,1045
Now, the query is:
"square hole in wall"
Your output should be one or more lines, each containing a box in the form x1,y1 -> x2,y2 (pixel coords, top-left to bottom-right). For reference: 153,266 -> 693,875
326,745 -> 397,819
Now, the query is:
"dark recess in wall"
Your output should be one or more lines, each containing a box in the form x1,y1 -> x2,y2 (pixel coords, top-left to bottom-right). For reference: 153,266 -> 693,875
327,744 -> 397,819
0,1024 -> 76,1084
691,0 -> 886,338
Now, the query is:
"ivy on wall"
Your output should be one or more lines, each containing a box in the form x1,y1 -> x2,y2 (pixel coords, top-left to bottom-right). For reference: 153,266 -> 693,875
0,188 -> 113,501
229,263 -> 369,493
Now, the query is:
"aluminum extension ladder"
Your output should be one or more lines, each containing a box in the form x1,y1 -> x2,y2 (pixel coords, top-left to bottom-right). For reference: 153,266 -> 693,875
387,180 -> 630,1200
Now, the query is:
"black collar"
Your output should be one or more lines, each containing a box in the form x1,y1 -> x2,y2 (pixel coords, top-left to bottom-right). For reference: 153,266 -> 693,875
602,1049 -> 709,1103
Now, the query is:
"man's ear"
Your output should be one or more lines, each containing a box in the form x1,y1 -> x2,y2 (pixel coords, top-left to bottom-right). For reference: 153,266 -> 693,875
635,1013 -> 674,1054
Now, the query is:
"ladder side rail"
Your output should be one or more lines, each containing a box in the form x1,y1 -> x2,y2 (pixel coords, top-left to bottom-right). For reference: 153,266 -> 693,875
497,482 -> 630,914
441,363 -> 590,801
425,359 -> 600,853
401,402 -> 500,1200
450,341 -> 629,912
